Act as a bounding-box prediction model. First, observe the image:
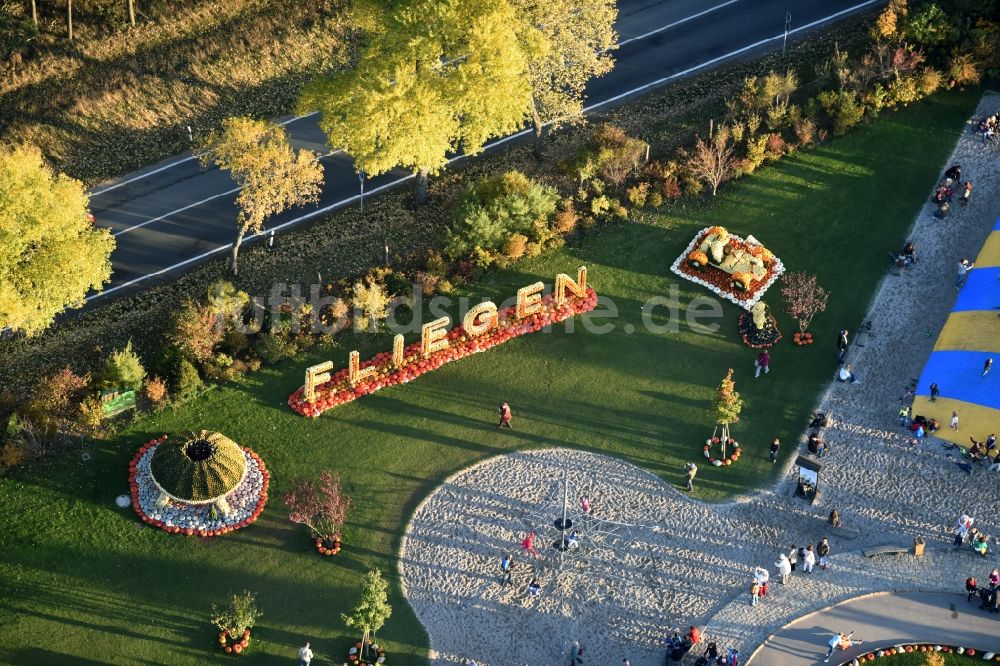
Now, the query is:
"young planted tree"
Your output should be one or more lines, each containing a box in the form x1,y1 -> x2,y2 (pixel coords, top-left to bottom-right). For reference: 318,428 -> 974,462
707,368 -> 743,459
686,129 -> 738,196
283,471 -> 352,544
781,271 -> 830,334
343,569 -> 392,660
199,117 -> 323,276
0,145 -> 114,335
511,0 -> 618,156
300,0 -> 537,204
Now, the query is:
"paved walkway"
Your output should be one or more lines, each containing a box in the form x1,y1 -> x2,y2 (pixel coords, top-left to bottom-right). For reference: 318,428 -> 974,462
748,591 -> 1000,665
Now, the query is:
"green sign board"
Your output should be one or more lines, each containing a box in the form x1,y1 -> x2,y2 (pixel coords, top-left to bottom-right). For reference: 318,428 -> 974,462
101,389 -> 136,417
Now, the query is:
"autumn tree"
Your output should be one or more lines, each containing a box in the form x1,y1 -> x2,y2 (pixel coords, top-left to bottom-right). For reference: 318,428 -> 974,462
343,569 -> 392,661
300,0 -> 537,203
781,272 -> 829,333
283,471 -> 352,543
511,0 -> 618,156
199,117 -> 323,276
707,368 -> 742,459
0,145 -> 114,335
686,127 -> 738,196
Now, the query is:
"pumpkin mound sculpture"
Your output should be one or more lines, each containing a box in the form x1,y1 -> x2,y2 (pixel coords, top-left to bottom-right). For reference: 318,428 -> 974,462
128,431 -> 269,537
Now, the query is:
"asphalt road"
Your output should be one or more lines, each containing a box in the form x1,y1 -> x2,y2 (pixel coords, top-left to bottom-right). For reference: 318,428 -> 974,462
748,592 -> 1000,664
88,0 -> 883,300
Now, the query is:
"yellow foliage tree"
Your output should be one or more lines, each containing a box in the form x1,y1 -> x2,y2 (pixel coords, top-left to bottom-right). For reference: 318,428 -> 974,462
0,145 -> 114,335
300,0 -> 537,203
200,117 -> 324,276
511,0 -> 618,155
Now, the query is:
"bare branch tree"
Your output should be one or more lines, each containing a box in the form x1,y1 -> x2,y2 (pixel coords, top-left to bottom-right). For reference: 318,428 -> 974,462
780,271 -> 830,333
685,129 -> 737,196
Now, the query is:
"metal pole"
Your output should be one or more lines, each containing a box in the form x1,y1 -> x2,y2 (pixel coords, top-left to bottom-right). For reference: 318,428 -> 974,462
358,169 -> 366,214
560,471 -> 569,570
783,13 -> 791,56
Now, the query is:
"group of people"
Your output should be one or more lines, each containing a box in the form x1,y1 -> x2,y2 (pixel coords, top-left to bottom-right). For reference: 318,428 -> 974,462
749,539 -> 833,608
979,112 -> 999,143
933,163 -> 973,211
954,514 -> 991,556
965,567 -> 1000,613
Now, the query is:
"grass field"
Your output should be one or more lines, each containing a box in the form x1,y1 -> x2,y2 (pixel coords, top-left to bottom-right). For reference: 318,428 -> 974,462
0,90 -> 979,665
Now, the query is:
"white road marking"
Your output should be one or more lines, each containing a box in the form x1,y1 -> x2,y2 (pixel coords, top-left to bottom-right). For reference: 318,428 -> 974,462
616,0 -> 741,48
86,0 -> 882,302
88,111 -> 320,197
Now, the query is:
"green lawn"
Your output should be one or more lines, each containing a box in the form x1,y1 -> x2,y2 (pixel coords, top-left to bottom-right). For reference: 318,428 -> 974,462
0,89 -> 979,665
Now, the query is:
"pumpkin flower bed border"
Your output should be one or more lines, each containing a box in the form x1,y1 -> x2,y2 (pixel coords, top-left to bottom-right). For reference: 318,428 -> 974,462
128,436 -> 270,537
670,227 -> 784,311
289,289 -> 598,417
835,643 -> 992,664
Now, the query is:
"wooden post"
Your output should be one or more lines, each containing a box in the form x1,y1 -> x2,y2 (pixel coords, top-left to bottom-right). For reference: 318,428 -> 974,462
128,0 -> 136,27
67,0 -> 73,40
31,0 -> 37,28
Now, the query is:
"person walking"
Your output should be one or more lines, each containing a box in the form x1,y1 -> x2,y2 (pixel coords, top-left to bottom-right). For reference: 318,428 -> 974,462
803,545 -> 817,573
837,329 -> 849,363
986,433 -> 997,454
521,532 -> 539,559
750,579 -> 761,606
299,642 -> 314,666
684,462 -> 698,492
775,553 -> 792,584
500,554 -> 514,586
984,358 -> 993,377
898,405 -> 910,427
951,411 -> 960,431
989,568 -> 999,588
788,545 -> 799,572
957,259 -> 975,289
579,496 -> 592,514
962,180 -> 973,205
754,350 -> 770,378
497,402 -> 513,428
769,438 -> 780,463
930,382 -> 940,401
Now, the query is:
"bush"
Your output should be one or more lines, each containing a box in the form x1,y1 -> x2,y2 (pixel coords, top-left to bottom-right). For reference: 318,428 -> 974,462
76,396 -> 105,435
101,340 -> 146,390
765,133 -> 786,160
221,329 -> 250,357
552,200 -> 579,234
793,117 -> 817,145
626,182 -> 650,207
888,76 -> 919,105
26,368 -> 91,434
503,234 -> 528,261
742,136 -> 768,175
351,276 -> 391,333
144,376 -> 169,409
573,125 -> 648,187
947,53 -> 981,86
815,90 -> 865,136
917,67 -> 944,96
168,299 -> 224,365
211,591 -> 263,638
444,171 -> 560,268
256,332 -> 298,365
171,358 -> 203,401
647,190 -> 665,207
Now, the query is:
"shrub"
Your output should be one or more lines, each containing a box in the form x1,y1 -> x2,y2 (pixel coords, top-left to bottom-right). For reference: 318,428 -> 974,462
425,250 -> 449,277
168,299 -> 224,364
351,276 -> 391,333
947,53 -> 981,86
742,136 -> 768,175
590,195 -> 612,218
574,125 -> 648,187
144,376 -> 169,409
26,368 -> 90,433
888,76 -> 919,105
444,171 -> 559,268
765,133 -> 786,160
0,440 -> 26,471
76,396 -> 105,435
907,3 -> 957,46
917,67 -> 944,95
816,90 -> 865,136
793,117 -> 816,145
255,332 -> 297,364
211,591 -> 263,638
626,182 -> 650,207
503,234 -> 528,261
171,358 -> 202,401
552,200 -> 579,234
206,280 -> 250,325
647,190 -> 665,207
221,329 -> 250,357
101,340 -> 146,390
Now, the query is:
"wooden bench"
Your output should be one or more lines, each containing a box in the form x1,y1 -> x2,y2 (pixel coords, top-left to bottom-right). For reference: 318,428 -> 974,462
863,545 -> 910,558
